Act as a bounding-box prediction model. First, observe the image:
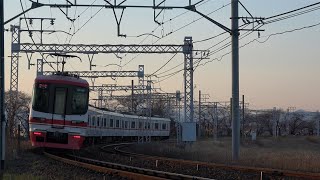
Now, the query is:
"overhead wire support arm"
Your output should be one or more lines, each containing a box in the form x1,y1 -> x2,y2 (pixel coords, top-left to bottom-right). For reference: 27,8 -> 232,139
17,43 -> 185,54
42,70 -> 140,78
90,85 -> 147,92
4,1 -> 43,25
186,6 -> 232,34
153,0 -> 166,25
33,1 -> 189,9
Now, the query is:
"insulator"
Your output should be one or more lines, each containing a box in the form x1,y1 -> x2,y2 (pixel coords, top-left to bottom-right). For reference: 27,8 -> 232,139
50,19 -> 55,25
29,19 -> 33,25
29,31 -> 33,38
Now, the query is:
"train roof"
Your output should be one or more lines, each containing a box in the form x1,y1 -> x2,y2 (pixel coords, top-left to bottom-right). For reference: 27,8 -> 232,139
35,74 -> 89,87
88,106 -> 171,122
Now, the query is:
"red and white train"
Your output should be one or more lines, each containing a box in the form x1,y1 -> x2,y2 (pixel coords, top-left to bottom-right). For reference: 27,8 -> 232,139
29,73 -> 170,149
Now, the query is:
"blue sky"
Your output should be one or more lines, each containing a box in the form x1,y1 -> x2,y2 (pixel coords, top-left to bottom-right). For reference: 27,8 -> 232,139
3,0 -> 320,111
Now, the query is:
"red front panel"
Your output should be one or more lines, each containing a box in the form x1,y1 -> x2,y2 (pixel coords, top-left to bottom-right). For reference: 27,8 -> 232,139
30,131 -> 85,150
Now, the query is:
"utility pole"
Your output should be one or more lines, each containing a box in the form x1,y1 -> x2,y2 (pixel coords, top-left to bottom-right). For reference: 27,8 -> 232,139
317,111 -> 319,137
231,0 -> 240,161
242,95 -> 245,137
198,90 -> 201,138
273,107 -> 277,137
131,80 -> 134,113
0,0 -> 5,170
213,102 -> 218,141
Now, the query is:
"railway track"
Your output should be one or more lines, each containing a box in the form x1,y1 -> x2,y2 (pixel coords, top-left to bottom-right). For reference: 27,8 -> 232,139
101,143 -> 320,180
44,149 -> 212,180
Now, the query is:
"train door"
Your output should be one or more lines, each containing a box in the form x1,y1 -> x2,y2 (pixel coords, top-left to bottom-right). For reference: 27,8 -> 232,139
52,87 -> 68,127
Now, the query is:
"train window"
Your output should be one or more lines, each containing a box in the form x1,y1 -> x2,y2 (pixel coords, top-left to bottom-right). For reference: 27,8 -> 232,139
32,83 -> 50,113
121,120 -> 124,128
131,121 -> 135,129
148,122 -> 151,129
71,87 -> 88,114
155,123 -> 159,130
104,118 -> 107,127
139,122 -> 143,129
124,121 -> 128,129
116,120 -> 120,128
92,116 -> 95,126
54,88 -> 67,115
162,123 -> 167,130
110,119 -> 114,128
97,117 -> 100,127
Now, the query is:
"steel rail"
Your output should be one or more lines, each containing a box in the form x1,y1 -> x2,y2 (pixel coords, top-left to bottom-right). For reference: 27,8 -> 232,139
110,144 -> 320,180
44,150 -> 212,180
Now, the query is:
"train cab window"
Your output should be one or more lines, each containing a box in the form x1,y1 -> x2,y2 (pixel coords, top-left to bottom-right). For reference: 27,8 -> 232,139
116,120 -> 120,128
88,115 -> 91,126
131,121 -> 136,129
155,123 -> 159,130
32,83 -> 50,113
139,122 -> 143,129
162,123 -> 167,130
97,117 -> 100,127
71,87 -> 88,114
110,119 -> 114,128
54,88 -> 67,115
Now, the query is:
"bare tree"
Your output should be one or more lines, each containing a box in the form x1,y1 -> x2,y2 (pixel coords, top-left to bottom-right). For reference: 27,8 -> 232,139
5,91 -> 31,137
288,112 -> 306,135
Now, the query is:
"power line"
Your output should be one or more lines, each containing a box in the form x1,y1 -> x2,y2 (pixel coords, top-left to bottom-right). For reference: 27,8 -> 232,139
19,0 -> 56,71
153,24 -> 255,80
265,1 -> 320,20
150,53 -> 178,76
197,20 -> 320,68
154,24 -> 264,83
193,32 -> 227,43
120,2 -> 231,68
265,5 -> 320,24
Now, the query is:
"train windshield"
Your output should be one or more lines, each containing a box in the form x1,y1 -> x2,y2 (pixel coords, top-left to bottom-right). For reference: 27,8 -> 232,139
32,82 -> 89,115
71,87 -> 88,114
32,83 -> 50,113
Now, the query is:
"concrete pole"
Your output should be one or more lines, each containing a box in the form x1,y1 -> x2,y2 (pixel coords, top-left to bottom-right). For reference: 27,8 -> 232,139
214,102 -> 218,141
131,80 -> 134,112
198,90 -> 201,138
242,95 -> 245,137
231,0 -> 240,161
273,107 -> 277,137
0,0 -> 5,170
317,111 -> 319,137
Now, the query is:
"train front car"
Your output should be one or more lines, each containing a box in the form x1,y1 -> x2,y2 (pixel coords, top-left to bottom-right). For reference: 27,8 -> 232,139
29,73 -> 89,149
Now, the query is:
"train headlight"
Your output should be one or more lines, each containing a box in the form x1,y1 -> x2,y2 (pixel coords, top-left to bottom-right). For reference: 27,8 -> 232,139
73,135 -> 81,139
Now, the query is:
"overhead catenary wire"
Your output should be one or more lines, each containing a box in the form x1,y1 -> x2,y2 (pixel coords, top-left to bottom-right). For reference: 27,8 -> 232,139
264,5 -> 320,25
19,0 -> 56,71
154,23 -> 254,79
120,2 -> 231,68
265,1 -> 320,20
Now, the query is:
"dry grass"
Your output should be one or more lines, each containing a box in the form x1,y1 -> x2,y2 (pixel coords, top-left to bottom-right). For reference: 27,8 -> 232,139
2,173 -> 42,180
130,136 -> 320,173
